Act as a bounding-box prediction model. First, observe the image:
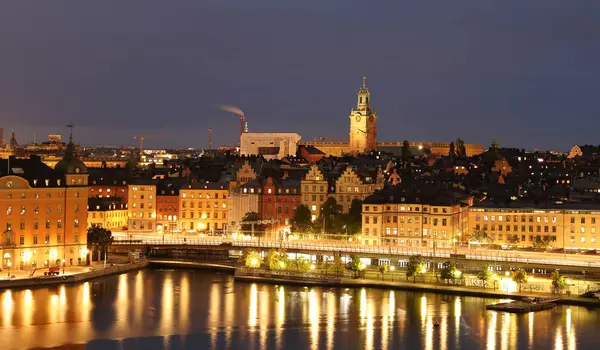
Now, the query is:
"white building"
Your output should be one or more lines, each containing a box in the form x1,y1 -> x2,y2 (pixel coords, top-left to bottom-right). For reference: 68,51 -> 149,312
240,133 -> 301,160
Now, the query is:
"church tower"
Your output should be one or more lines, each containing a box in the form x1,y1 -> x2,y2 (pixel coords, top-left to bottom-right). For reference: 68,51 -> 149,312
349,77 -> 377,154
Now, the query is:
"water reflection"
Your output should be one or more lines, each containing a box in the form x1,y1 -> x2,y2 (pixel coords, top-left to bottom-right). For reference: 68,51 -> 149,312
0,270 -> 597,350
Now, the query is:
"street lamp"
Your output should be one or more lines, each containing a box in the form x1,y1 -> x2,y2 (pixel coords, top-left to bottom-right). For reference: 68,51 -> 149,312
7,261 -> 11,277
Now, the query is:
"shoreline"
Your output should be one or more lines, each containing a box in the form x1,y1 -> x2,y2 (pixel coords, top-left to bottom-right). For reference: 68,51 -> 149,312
233,272 -> 600,308
0,260 -> 149,290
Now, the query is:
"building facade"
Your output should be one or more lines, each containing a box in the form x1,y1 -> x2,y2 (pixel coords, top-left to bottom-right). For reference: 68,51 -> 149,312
179,182 -> 229,233
156,183 -> 180,234
259,177 -> 300,238
334,167 -> 384,212
127,182 -> 157,232
0,143 -> 89,272
469,201 -> 600,250
362,188 -> 470,247
301,165 -> 328,222
87,199 -> 128,230
239,133 -> 302,160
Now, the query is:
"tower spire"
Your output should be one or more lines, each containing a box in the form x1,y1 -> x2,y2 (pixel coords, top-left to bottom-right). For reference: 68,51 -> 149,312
67,124 -> 74,143
362,76 -> 366,88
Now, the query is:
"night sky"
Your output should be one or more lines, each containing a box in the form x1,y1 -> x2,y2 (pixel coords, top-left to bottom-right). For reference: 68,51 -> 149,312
1,1 -> 599,151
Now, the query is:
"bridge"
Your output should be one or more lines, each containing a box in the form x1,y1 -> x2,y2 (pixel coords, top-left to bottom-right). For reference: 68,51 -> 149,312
111,237 -> 600,272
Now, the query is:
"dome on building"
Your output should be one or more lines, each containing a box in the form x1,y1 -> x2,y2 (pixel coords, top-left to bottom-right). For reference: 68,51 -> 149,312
54,132 -> 87,175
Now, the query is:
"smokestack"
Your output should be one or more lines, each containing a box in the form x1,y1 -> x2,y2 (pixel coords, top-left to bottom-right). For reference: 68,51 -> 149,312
208,128 -> 213,150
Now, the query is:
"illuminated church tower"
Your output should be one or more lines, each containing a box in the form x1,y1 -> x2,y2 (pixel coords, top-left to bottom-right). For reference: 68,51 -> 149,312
349,77 -> 377,154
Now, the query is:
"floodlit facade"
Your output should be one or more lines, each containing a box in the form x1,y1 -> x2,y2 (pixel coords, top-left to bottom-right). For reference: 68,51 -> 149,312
240,133 -> 301,160
179,182 -> 229,233
127,182 -> 157,231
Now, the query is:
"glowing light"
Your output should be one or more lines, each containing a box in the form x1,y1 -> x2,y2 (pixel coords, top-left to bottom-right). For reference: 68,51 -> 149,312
248,284 -> 258,327
454,270 -> 462,278
421,267 -> 427,274
310,264 -> 316,270
279,261 -> 286,269
505,271 -> 510,277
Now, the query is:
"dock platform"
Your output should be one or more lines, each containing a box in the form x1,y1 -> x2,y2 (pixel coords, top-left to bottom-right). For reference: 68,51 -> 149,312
486,298 -> 559,314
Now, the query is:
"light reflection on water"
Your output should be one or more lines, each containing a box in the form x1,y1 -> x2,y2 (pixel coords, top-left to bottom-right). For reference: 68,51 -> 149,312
0,269 -> 598,350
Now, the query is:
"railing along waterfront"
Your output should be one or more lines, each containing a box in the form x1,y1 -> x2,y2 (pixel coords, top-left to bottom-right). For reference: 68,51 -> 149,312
112,238 -> 600,268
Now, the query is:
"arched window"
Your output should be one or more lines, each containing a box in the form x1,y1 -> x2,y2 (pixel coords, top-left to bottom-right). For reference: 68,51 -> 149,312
366,97 -> 369,104
359,97 -> 363,103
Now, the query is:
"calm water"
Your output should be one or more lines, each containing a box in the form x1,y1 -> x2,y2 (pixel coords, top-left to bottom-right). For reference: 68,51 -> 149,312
1,269 -> 599,350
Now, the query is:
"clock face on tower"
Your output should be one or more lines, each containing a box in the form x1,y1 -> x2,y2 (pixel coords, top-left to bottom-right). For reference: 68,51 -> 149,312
369,116 -> 374,122
355,116 -> 361,122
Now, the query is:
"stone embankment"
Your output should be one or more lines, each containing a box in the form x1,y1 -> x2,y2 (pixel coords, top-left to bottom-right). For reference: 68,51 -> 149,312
0,260 -> 149,290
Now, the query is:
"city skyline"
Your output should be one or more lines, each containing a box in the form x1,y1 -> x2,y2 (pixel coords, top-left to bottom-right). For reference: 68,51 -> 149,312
1,1 -> 600,150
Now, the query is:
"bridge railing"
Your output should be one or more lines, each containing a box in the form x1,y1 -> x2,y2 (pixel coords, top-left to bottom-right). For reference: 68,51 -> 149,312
112,238 -> 600,268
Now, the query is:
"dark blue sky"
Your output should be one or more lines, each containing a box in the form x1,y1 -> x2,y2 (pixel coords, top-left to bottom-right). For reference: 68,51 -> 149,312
1,1 -> 599,150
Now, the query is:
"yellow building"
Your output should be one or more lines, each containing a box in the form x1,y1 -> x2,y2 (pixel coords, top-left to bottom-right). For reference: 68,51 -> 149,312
87,199 -> 128,230
0,144 -> 89,271
179,182 -> 229,233
469,200 -> 600,250
362,188 -> 470,248
349,77 -> 377,153
334,166 -> 384,212
127,182 -> 157,232
301,165 -> 328,221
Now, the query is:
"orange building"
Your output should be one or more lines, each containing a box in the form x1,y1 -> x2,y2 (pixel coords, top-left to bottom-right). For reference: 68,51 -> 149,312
0,140 -> 89,272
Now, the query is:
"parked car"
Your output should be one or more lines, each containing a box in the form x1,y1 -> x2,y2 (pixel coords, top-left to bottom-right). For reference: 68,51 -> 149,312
44,266 -> 61,276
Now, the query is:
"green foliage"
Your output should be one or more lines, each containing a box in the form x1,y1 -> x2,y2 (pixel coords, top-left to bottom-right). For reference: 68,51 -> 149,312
244,251 -> 262,268
87,223 -> 114,262
320,197 -> 344,234
477,266 -> 493,289
506,234 -> 519,245
406,255 -> 426,282
265,249 -> 289,270
470,230 -> 491,245
551,270 -> 567,293
347,256 -> 364,277
512,268 -> 528,292
533,236 -> 551,248
341,199 -> 363,235
291,205 -> 316,234
439,261 -> 456,281
293,256 -> 311,272
332,256 -> 346,276
379,263 -> 389,275
241,212 -> 266,233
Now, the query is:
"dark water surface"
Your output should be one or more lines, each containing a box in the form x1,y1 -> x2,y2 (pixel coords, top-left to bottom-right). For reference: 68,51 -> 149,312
1,269 -> 599,350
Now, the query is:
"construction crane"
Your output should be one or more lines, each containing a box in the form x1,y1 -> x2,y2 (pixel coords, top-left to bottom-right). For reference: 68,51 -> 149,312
133,135 -> 158,158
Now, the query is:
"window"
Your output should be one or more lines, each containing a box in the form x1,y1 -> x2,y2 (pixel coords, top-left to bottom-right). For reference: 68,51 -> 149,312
33,235 -> 38,244
19,236 -> 24,245
6,206 -> 11,215
20,206 -> 25,214
442,219 -> 447,226
57,220 -> 62,229
57,235 -> 62,244
45,220 -> 51,229
34,205 -> 39,214
45,235 -> 50,244
74,219 -> 79,228
581,236 -> 586,243
74,205 -> 79,213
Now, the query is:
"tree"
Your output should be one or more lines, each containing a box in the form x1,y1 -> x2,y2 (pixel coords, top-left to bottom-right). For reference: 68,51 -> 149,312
343,199 -> 363,235
512,268 -> 528,292
244,251 -> 262,268
332,256 -> 346,276
551,270 -> 567,294
533,236 -> 551,249
320,197 -> 344,235
401,140 -> 412,162
406,255 -> 426,282
293,256 -> 311,272
439,261 -> 456,283
241,212 -> 266,233
448,142 -> 456,158
347,255 -> 364,278
477,266 -> 493,289
87,223 -> 113,264
456,138 -> 467,157
378,263 -> 389,280
470,230 -> 491,245
291,205 -> 316,236
506,234 -> 519,246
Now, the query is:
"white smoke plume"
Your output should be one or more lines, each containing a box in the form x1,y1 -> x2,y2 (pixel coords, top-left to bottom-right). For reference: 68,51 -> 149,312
219,105 -> 245,117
